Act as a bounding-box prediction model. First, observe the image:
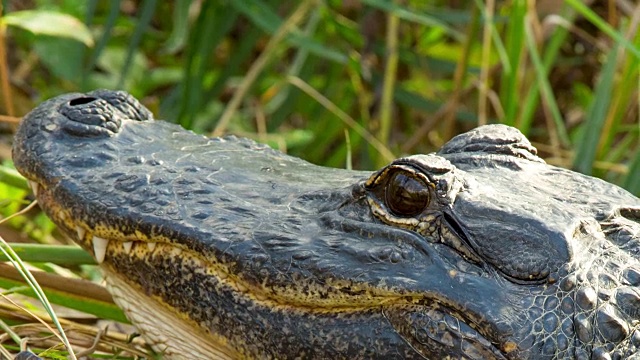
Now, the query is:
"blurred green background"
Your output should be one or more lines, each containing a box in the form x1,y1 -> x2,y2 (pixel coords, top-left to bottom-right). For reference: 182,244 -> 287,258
2,0 -> 639,186
0,0 -> 639,357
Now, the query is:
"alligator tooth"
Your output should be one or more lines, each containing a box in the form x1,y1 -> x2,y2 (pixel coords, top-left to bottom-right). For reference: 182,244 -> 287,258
147,242 -> 156,251
28,181 -> 39,197
171,247 -> 182,255
75,226 -> 86,240
92,236 -> 109,264
123,241 -> 133,254
236,282 -> 247,292
253,292 -> 267,301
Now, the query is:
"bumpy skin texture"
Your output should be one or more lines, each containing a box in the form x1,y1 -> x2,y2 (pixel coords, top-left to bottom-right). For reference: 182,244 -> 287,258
12,90 -> 640,359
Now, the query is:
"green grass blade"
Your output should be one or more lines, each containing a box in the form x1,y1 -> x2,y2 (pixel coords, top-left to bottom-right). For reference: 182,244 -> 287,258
229,0 -> 283,34
500,0 -> 526,125
83,0 -> 98,26
82,0 -> 119,90
472,0 -> 509,74
205,24 -> 261,118
266,51 -> 318,130
625,147 -> 640,195
117,0 -> 157,89
523,16 -> 570,146
361,0 -> 463,40
1,244 -> 95,265
378,9 -> 399,156
287,75 -> 395,162
177,2 -> 237,129
573,44 -> 619,174
0,317 -> 21,346
598,46 -> 640,162
565,0 -> 640,60
518,11 -> 571,135
162,0 -> 191,54
0,165 -> 28,190
213,0 -> 317,136
0,240 -> 77,360
264,9 -> 320,115
230,0 -> 347,64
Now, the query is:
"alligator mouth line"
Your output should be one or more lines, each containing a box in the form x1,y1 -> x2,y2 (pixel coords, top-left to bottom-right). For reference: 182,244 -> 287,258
29,179 -> 414,310
79,234 -> 412,311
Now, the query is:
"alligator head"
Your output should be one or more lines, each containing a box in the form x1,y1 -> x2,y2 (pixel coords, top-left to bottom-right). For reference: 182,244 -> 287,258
12,90 -> 640,359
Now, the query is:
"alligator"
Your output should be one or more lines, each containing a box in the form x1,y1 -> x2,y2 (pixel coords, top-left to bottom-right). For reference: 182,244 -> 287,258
12,90 -> 640,359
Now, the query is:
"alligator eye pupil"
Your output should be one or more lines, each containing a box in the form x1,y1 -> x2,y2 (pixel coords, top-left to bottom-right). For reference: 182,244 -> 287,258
385,172 -> 429,216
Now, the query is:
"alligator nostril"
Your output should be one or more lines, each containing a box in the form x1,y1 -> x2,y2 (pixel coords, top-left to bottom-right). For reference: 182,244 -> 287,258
69,97 -> 98,106
59,96 -> 122,137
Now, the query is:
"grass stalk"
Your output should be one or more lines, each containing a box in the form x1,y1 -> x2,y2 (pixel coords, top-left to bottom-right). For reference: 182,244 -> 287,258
565,0 -> 640,60
0,202 -> 77,360
523,15 -> 570,147
377,7 -> 400,164
213,0 -> 317,137
0,23 -> 14,117
477,0 -> 494,125
287,75 -> 395,162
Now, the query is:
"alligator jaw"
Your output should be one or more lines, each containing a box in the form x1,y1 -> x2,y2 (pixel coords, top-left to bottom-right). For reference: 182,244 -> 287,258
28,180 -> 172,263
105,269 -> 239,359
27,174 -> 510,359
24,180 -> 239,358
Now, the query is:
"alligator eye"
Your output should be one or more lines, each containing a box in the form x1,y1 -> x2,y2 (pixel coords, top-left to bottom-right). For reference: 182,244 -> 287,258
385,171 -> 430,216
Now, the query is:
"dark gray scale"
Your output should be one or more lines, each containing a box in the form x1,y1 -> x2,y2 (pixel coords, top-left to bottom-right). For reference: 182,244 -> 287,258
616,287 -> 640,318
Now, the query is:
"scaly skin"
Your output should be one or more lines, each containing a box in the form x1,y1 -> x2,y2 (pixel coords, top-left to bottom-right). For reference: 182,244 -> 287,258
12,90 -> 640,359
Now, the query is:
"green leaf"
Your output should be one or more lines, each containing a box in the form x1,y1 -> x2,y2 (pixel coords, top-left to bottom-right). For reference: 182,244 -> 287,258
34,37 -> 84,81
3,10 -> 94,47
